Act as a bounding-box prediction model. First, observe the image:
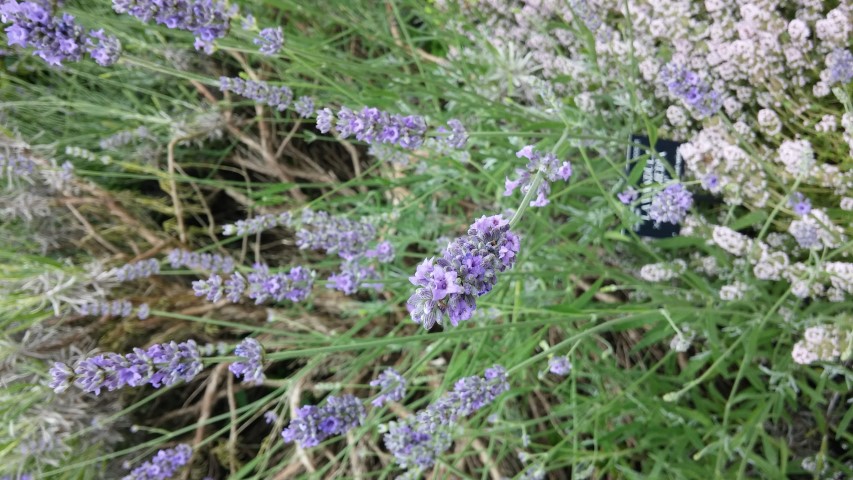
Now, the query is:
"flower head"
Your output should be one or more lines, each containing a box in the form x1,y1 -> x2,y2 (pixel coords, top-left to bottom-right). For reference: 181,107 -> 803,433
369,368 -> 407,407
229,337 -> 265,385
407,215 -> 519,329
254,26 -> 283,55
505,145 -> 572,207
648,184 -> 693,225
548,356 -> 571,376
51,340 -> 203,395
122,444 -> 192,480
281,394 -> 365,448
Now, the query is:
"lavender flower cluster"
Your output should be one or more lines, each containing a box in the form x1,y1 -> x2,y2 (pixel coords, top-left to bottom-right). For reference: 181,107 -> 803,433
112,0 -> 234,54
383,365 -> 509,475
78,299 -> 150,320
660,62 -> 722,119
648,183 -> 693,225
407,215 -> 519,329
369,367 -> 407,407
122,444 -> 192,480
0,151 -> 36,181
0,0 -> 121,66
167,248 -> 235,274
254,26 -> 283,55
229,337 -> 265,385
504,145 -> 572,208
295,209 -> 376,258
317,106 -> 426,150
49,339 -> 203,395
281,394 -> 366,448
221,211 -> 292,236
219,77 -> 293,111
109,258 -> 160,282
192,264 -> 314,304
294,209 -> 395,294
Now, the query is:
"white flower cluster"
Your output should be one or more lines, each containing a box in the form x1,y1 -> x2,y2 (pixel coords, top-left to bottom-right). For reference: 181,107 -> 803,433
791,325 -> 851,365
638,259 -> 687,283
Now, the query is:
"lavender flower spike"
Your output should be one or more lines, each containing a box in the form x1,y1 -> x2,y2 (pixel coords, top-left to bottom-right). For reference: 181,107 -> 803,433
219,76 -> 293,111
281,394 -> 366,448
122,444 -> 192,480
548,356 -> 571,376
229,337 -> 265,385
0,0 -> 119,66
408,214 -> 520,329
50,340 -> 203,395
370,368 -> 407,407
648,183 -> 693,225
112,0 -> 234,54
660,62 -> 722,118
437,118 -> 468,149
383,365 -> 509,476
254,26 -> 283,55
294,96 -> 315,119
505,145 -> 572,208
327,106 -> 427,150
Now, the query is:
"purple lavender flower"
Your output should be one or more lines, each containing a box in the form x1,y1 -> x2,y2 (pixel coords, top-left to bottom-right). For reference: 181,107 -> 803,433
112,0 -> 234,54
327,260 -> 381,295
264,410 -> 278,424
295,209 -> 377,259
0,152 -> 36,181
505,145 -> 572,208
85,29 -> 120,66
702,173 -> 720,192
219,77 -> 293,111
254,26 -> 282,55
824,49 -> 853,86
223,272 -> 246,302
48,361 -> 73,393
407,215 -> 520,329
281,394 -> 365,448
316,107 -> 333,133
240,13 -> 255,30
648,183 -> 693,225
617,187 -> 638,204
365,240 -> 394,263
660,62 -> 722,118
136,303 -> 150,320
788,192 -> 812,216
370,368 -> 407,407
167,248 -> 235,274
122,444 -> 192,480
327,106 -> 427,150
78,299 -> 134,318
0,1 -> 117,66
245,264 -> 314,304
229,337 -> 265,385
548,356 -> 571,376
109,258 -> 160,282
383,365 -> 508,475
192,274 -> 223,302
437,118 -> 468,149
51,340 -> 203,395
294,96 -> 315,119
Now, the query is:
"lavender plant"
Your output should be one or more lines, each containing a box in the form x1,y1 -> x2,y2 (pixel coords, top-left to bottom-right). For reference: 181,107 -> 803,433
1,0 -> 852,478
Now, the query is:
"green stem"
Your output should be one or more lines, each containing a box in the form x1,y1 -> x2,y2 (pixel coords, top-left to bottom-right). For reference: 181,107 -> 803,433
509,170 -> 544,229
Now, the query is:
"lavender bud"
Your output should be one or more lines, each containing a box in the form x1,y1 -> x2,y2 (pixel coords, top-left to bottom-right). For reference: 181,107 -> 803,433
254,26 -> 283,55
121,444 -> 192,480
369,368 -> 407,407
229,337 -> 265,385
281,394 -> 366,448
